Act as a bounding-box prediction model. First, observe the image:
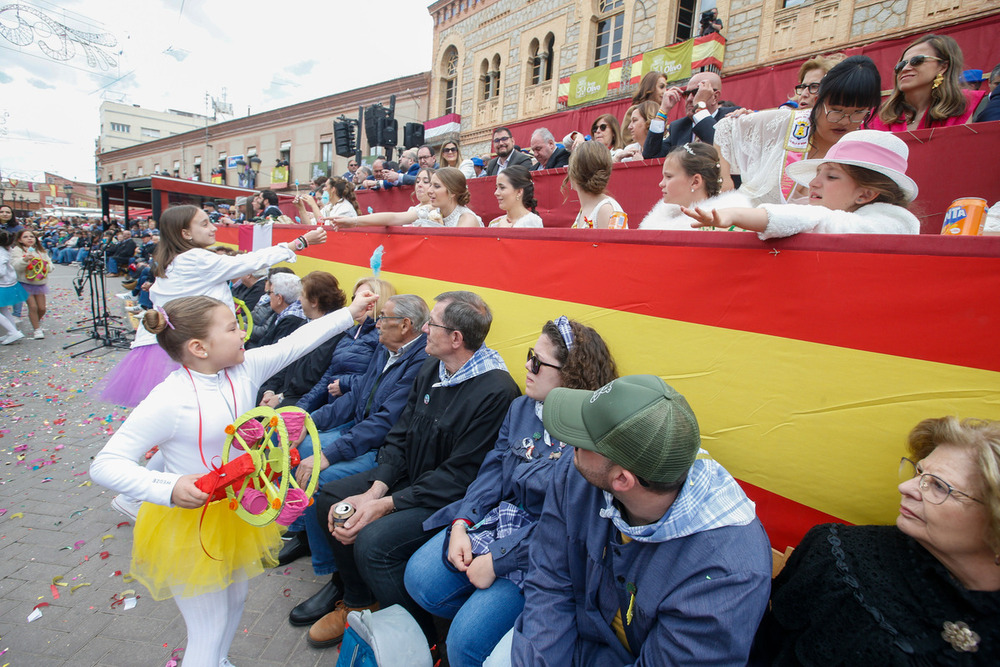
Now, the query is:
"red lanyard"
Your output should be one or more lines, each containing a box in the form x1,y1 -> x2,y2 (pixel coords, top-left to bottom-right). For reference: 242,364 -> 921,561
184,367 -> 237,468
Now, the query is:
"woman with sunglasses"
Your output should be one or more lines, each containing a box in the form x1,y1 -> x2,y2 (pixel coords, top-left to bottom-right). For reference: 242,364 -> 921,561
570,114 -> 624,154
440,140 -> 462,169
405,318 -> 617,667
869,34 -> 987,132
754,416 -> 1000,665
715,55 -> 882,206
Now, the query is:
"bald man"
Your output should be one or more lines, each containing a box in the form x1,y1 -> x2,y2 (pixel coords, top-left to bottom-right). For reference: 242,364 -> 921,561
642,72 -> 738,159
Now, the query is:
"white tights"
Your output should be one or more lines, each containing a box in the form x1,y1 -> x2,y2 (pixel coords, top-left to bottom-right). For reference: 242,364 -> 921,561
0,307 -> 15,335
173,579 -> 248,667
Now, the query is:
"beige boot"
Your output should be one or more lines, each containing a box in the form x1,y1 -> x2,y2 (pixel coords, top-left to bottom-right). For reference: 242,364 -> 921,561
306,600 -> 380,648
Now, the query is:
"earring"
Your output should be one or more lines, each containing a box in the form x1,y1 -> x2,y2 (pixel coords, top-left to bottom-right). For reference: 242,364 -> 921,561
932,72 -> 944,90
690,187 -> 695,192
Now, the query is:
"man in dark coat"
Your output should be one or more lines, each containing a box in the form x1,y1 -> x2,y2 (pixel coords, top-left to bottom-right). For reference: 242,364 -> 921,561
529,127 -> 571,171
485,127 -> 534,176
307,291 -> 520,648
642,72 -> 737,159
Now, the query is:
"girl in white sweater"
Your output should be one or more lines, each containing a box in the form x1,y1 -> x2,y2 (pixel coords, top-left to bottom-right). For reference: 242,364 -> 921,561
91,290 -> 376,667
683,130 -> 920,238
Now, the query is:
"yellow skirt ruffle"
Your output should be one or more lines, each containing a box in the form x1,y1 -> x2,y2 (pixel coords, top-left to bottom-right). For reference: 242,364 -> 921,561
131,500 -> 283,601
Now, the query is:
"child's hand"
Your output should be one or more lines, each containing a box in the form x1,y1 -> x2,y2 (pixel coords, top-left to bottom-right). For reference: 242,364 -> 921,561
348,289 -> 379,321
171,474 -> 210,509
303,228 -> 327,246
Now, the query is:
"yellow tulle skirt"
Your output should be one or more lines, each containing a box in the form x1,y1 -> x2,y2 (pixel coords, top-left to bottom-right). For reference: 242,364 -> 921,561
131,500 -> 283,601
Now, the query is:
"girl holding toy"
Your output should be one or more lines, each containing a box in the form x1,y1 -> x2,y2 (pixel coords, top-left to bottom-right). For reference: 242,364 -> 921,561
91,289 -> 376,667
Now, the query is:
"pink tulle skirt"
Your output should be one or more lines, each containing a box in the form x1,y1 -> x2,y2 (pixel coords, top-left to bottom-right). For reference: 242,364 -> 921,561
94,343 -> 180,407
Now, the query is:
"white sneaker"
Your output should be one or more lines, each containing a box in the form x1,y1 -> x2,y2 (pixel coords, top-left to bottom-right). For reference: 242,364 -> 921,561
110,494 -> 142,521
1,331 -> 25,345
33,329 -> 44,339
125,305 -> 144,314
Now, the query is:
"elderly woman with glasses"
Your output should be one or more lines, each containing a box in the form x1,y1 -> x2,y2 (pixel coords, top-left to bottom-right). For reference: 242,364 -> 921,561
791,53 -> 846,109
754,416 -> 1000,665
404,318 -> 618,667
715,55 -> 882,206
868,34 -> 988,132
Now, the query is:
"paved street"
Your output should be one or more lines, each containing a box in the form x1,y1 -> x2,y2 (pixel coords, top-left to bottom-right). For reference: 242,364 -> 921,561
0,264 -> 340,666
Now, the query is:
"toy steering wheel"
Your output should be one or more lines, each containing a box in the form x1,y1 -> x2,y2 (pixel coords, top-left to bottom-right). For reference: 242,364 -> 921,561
26,256 -> 50,281
219,406 -> 320,527
233,298 -> 253,342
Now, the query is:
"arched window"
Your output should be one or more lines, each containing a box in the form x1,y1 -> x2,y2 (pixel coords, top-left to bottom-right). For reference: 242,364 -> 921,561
529,38 -> 541,86
542,33 -> 555,82
480,59 -> 492,100
491,54 -> 501,98
442,46 -> 459,115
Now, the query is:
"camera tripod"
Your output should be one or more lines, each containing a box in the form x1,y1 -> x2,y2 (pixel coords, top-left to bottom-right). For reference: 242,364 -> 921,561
63,249 -> 132,358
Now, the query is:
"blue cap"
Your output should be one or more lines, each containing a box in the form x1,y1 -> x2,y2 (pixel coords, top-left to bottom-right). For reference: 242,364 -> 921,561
963,69 -> 985,83
472,157 -> 484,167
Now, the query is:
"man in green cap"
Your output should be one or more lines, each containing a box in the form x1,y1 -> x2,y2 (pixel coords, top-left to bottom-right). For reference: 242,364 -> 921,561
506,375 -> 772,666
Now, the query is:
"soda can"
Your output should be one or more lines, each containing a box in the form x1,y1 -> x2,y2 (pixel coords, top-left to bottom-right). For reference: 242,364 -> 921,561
941,198 -> 988,236
608,211 -> 629,230
332,502 -> 355,527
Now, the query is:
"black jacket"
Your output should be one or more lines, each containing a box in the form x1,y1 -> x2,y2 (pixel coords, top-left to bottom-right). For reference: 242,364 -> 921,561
232,279 -> 266,312
485,150 -> 534,176
531,146 -> 570,171
642,106 -> 738,159
110,238 -> 137,264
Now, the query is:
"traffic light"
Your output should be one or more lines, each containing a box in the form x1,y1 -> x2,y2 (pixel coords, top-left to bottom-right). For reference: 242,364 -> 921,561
380,117 -> 398,147
364,105 -> 384,148
334,120 -> 355,157
403,123 -> 425,149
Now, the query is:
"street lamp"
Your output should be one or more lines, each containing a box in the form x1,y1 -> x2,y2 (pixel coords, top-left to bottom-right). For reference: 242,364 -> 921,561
64,183 -> 74,207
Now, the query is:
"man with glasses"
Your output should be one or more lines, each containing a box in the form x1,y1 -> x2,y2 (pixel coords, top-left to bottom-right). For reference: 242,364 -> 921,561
342,159 -> 358,181
307,291 -> 520,649
417,145 -> 438,170
642,71 -> 738,159
383,148 -> 420,186
282,295 -> 431,626
486,126 -> 533,176
502,375 -> 771,666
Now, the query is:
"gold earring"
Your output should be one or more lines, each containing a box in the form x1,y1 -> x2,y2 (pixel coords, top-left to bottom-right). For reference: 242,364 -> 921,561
932,73 -> 944,90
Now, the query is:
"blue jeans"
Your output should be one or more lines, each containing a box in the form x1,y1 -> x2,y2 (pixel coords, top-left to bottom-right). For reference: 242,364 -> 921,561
405,529 -> 525,667
298,440 -> 375,576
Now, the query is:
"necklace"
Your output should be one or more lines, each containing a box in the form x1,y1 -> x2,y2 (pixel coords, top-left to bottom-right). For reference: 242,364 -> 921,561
184,367 -> 237,467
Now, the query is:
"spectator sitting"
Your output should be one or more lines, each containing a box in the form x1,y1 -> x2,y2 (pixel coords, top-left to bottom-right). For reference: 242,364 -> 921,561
755,416 -> 1000,665
615,101 -> 658,162
486,127 -> 533,176
529,128 -> 570,171
639,143 -> 751,230
230,267 -> 268,321
353,166 -> 372,189
257,190 -> 283,219
579,114 -> 623,153
417,144 -> 438,171
643,72 -> 737,159
961,68 -> 987,90
471,157 -> 485,177
255,272 -> 306,347
295,276 -> 396,416
406,167 -> 436,211
972,63 -> 1000,122
869,34 -> 988,131
383,149 -> 420,186
568,141 -> 627,229
258,272 -> 348,408
202,200 -> 221,223
283,294 -> 430,627
331,167 -> 483,228
715,56 -> 882,206
488,165 -> 543,228
406,318 -> 618,667
310,176 -> 329,197
439,140 -> 462,170
245,268 -> 297,347
342,159 -> 359,182
684,130 -> 920,237
501,375 -> 771,665
363,159 -> 394,191
793,53 -> 847,109
305,291 -> 521,648
108,230 -> 136,276
627,71 -> 668,128
295,178 -> 359,224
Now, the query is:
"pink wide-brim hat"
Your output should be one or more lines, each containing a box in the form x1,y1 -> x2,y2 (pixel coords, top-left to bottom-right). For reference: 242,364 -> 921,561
786,129 -> 919,202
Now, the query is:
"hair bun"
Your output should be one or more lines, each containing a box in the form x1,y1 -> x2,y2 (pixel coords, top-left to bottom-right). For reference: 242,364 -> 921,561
142,309 -> 168,335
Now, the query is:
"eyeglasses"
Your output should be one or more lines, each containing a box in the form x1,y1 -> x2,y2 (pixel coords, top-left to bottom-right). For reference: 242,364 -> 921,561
526,348 -> 562,374
376,315 -> 405,324
427,320 -> 457,332
894,55 -> 945,74
794,82 -> 821,94
822,103 -> 871,124
681,88 -> 718,97
592,123 -> 609,132
493,136 -> 511,144
898,457 -> 983,505
442,146 -> 458,153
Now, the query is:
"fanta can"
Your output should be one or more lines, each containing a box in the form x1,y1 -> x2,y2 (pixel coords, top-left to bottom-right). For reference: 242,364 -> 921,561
608,211 -> 628,230
941,198 -> 988,236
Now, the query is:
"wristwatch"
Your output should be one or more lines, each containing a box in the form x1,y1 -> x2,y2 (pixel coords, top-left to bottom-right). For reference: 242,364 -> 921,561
696,101 -> 708,111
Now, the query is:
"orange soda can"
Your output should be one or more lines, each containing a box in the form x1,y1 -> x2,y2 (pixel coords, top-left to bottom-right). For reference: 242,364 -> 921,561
941,198 -> 988,236
608,211 -> 629,230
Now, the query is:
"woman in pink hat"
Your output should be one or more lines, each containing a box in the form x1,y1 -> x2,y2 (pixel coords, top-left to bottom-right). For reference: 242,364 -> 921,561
683,130 -> 920,237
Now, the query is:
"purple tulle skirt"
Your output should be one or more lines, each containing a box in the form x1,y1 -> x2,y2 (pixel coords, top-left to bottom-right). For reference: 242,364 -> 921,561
20,281 -> 48,295
95,343 -> 180,407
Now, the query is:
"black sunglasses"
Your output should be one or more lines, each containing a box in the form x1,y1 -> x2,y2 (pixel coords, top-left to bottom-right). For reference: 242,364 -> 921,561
593,123 -> 609,132
894,54 -> 944,73
526,348 -> 562,374
442,146 -> 458,153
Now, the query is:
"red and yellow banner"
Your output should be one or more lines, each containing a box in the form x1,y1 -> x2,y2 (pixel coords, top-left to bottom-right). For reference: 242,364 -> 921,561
219,226 -> 1000,549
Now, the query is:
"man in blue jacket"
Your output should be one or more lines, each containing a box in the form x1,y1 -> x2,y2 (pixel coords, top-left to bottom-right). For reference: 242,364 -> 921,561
284,294 -> 430,627
507,375 -> 772,666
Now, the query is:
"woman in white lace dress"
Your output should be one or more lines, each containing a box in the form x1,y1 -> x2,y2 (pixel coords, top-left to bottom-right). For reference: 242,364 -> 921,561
488,165 -> 543,228
715,56 -> 881,206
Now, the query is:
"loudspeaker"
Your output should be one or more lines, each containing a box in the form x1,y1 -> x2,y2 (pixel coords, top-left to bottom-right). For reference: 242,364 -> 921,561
403,122 -> 425,149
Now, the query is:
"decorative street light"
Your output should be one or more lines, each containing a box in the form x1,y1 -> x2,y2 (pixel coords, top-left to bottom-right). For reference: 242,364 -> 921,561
64,183 -> 74,207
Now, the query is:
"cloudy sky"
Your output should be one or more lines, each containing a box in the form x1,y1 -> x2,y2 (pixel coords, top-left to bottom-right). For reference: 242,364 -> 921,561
0,0 -> 434,182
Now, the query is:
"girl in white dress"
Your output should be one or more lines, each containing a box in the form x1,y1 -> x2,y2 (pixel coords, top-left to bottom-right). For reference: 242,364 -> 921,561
568,141 -> 627,229
488,165 -> 543,228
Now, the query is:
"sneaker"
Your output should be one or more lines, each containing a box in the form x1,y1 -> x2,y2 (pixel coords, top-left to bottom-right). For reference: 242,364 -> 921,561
125,305 -> 144,314
33,329 -> 44,339
307,601 -> 380,648
1,331 -> 25,345
110,494 -> 142,521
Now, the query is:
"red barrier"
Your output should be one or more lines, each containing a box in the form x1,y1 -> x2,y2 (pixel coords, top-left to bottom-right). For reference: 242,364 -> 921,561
355,121 -> 1000,233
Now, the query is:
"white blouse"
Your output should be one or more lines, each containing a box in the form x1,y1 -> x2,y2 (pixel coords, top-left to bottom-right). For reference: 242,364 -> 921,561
90,309 -> 355,506
489,212 -> 544,228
